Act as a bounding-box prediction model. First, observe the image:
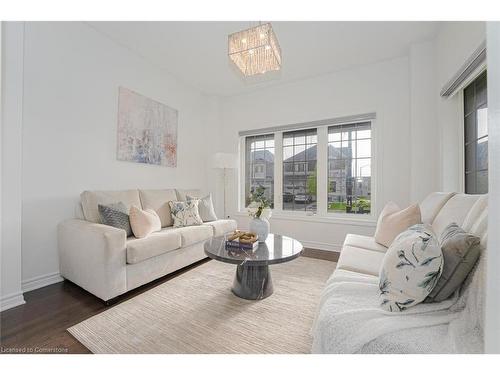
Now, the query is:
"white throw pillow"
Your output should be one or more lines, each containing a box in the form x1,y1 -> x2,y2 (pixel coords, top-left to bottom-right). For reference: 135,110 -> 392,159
168,200 -> 203,227
129,206 -> 162,238
186,194 -> 218,222
374,202 -> 422,247
379,224 -> 443,312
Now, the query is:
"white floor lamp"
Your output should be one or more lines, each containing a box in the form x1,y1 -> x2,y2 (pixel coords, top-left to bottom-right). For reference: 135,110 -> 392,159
212,152 -> 238,219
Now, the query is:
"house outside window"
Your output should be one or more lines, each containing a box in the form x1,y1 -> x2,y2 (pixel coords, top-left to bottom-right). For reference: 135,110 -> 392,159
241,115 -> 374,218
283,129 -> 317,212
245,134 -> 274,207
327,122 -> 371,214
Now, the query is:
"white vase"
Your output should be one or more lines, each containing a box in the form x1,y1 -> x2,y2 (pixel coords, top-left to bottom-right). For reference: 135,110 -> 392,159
249,218 -> 270,243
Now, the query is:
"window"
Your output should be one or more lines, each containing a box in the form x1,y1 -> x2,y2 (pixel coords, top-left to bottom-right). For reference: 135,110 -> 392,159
283,129 -> 317,212
241,115 -> 374,218
245,134 -> 274,207
464,71 -> 488,194
328,122 -> 371,214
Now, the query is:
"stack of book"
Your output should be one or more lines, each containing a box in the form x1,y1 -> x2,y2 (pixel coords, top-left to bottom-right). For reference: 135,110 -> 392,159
225,231 -> 259,251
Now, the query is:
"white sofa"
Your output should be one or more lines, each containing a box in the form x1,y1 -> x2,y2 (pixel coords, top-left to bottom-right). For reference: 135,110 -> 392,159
312,192 -> 488,353
57,189 -> 237,303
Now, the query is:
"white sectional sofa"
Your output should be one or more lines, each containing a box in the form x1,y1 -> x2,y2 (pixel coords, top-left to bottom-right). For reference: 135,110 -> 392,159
312,192 -> 488,353
58,189 -> 237,303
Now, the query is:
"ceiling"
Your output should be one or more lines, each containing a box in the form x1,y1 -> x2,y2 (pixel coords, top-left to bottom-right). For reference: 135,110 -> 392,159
88,21 -> 441,96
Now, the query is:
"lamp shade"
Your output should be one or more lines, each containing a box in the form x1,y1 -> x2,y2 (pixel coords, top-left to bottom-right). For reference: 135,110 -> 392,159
212,152 -> 238,169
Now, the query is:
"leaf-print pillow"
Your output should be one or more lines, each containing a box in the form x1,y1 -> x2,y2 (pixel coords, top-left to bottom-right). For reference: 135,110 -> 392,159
378,224 -> 443,312
168,200 -> 203,228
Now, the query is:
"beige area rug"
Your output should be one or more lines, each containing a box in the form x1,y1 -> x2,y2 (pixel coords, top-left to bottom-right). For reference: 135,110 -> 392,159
68,257 -> 336,354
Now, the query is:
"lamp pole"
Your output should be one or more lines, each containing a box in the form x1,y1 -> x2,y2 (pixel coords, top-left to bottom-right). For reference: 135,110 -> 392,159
223,167 -> 227,218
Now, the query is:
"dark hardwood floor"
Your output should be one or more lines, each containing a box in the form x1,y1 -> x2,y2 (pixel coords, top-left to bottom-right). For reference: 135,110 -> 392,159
0,249 -> 338,354
303,248 -> 339,262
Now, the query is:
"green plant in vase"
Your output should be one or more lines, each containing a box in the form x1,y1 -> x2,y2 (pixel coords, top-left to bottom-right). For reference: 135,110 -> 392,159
247,185 -> 272,242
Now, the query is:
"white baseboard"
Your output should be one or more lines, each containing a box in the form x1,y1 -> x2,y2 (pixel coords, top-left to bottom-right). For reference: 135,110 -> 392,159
301,240 -> 341,252
22,272 -> 64,293
0,291 -> 26,312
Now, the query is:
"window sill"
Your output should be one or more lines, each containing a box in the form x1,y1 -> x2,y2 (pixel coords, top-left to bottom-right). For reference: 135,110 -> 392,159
234,211 -> 377,227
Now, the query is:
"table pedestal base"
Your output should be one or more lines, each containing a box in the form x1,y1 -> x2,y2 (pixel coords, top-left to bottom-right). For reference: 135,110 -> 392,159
232,264 -> 273,300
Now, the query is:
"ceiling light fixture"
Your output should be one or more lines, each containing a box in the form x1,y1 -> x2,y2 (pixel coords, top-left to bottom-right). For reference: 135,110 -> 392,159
228,22 -> 282,77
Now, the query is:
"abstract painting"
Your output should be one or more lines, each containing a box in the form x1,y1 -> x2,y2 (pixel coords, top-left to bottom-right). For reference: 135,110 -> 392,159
117,87 -> 178,167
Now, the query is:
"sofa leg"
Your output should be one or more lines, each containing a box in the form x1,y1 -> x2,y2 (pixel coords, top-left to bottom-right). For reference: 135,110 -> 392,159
104,297 -> 119,306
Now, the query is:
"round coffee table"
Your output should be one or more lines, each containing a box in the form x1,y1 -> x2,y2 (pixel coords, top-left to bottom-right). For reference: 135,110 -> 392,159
204,233 -> 303,300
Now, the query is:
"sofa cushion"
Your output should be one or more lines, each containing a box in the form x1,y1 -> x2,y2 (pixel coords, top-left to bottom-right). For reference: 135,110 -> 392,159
419,192 -> 456,224
432,194 -> 482,237
125,241 -> 207,291
462,194 -> 488,233
470,208 -> 488,245
81,190 -> 141,223
202,219 -> 237,237
343,234 -> 388,253
374,202 -> 421,247
337,245 -> 386,276
174,225 -> 213,247
379,224 -> 443,312
126,229 -> 182,264
175,189 -> 202,202
139,189 -> 177,227
329,268 -> 379,285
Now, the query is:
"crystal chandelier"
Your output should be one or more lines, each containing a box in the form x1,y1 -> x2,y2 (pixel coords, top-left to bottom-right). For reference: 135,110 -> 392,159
228,22 -> 282,77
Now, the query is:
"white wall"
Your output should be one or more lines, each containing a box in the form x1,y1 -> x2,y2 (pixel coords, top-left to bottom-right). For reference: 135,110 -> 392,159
219,57 -> 420,251
409,41 -> 439,202
436,22 -> 486,191
1,22 -> 26,311
18,22 -> 217,290
485,21 -> 500,354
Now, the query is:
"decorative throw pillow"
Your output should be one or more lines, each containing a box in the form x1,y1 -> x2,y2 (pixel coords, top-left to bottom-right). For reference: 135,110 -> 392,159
129,205 -> 161,238
425,223 -> 481,302
169,200 -> 203,228
186,194 -> 217,222
374,202 -> 422,247
379,224 -> 443,312
98,202 -> 132,237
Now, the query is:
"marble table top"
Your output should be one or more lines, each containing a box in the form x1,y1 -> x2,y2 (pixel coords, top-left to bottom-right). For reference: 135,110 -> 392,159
204,233 -> 303,266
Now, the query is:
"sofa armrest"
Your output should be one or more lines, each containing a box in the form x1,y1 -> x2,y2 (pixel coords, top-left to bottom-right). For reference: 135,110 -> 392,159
57,219 -> 127,301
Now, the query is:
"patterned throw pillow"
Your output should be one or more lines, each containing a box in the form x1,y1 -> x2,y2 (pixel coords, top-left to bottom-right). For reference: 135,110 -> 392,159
186,194 -> 217,222
379,224 -> 443,312
98,202 -> 132,237
168,200 -> 203,228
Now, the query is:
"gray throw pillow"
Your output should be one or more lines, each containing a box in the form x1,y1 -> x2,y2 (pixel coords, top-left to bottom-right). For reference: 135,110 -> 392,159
186,194 -> 217,222
98,202 -> 132,237
425,222 -> 481,302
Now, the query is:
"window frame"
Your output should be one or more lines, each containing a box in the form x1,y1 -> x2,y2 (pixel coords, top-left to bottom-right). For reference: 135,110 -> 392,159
462,70 -> 488,194
243,133 -> 276,208
453,64 -> 487,193
326,122 -> 373,216
282,128 -> 318,213
239,117 -> 377,223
